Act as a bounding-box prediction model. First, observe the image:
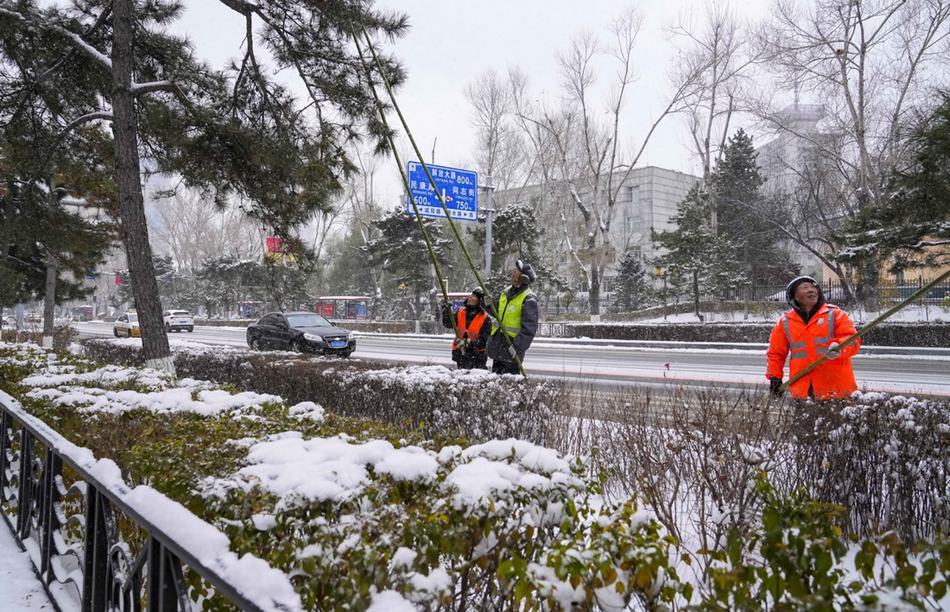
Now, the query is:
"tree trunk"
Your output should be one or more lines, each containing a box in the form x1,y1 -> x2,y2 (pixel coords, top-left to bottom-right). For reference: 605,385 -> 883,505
589,260 -> 601,321
42,252 -> 56,348
0,192 -> 14,259
857,259 -> 880,311
111,0 -> 174,374
692,269 -> 701,321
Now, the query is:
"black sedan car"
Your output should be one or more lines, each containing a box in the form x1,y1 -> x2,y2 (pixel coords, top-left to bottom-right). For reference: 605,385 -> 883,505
246,312 -> 355,357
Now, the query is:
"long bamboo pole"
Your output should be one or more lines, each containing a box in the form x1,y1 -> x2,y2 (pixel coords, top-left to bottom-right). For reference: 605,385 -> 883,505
357,28 -> 528,377
350,31 -> 460,340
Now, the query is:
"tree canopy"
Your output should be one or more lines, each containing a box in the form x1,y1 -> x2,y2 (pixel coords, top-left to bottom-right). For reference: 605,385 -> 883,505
713,129 -> 796,284
842,93 -> 950,273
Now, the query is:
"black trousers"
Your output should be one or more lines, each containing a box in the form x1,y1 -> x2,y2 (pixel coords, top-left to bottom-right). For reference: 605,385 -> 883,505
456,356 -> 488,370
491,360 -> 521,375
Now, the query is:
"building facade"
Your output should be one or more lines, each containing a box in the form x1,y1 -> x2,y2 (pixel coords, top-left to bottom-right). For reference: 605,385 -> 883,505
492,165 -> 699,293
755,103 -> 834,280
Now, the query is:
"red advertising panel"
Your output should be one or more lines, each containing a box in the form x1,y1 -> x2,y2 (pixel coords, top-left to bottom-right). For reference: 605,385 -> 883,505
265,236 -> 283,254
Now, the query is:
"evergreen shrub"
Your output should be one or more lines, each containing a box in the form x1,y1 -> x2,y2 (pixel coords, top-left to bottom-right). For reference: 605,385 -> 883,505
80,338 -> 561,445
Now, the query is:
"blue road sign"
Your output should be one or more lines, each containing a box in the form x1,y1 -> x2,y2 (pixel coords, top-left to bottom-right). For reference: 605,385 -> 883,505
405,161 -> 478,221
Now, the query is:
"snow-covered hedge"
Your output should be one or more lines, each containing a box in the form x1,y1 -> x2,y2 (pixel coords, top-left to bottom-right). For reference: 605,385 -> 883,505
561,385 -> 950,546
564,321 -> 950,346
193,319 -> 446,334
2,341 -> 683,610
786,393 -> 950,541
80,338 -> 560,444
0,325 -> 77,349
4,342 -> 948,610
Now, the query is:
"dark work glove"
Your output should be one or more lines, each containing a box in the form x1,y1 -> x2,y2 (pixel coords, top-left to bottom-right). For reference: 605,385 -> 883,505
769,377 -> 784,397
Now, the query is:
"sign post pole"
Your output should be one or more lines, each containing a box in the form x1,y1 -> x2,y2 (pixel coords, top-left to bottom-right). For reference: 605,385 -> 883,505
483,175 -> 494,277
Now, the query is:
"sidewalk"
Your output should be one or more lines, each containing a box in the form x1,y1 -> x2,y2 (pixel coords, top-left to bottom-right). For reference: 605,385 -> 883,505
0,522 -> 53,610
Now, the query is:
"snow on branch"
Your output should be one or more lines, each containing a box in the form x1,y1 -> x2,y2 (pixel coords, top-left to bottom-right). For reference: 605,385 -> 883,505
56,25 -> 112,69
131,80 -> 174,95
0,4 -> 111,70
216,0 -> 262,15
61,110 -> 113,131
54,111 -> 113,145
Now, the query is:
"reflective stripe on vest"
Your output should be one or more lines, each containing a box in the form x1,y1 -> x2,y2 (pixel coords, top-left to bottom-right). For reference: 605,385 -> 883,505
783,306 -> 836,360
782,316 -> 808,360
492,288 -> 533,338
813,306 -> 836,345
452,309 -> 488,351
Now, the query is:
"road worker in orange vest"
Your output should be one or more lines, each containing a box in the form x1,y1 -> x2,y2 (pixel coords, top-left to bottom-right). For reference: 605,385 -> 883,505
440,287 -> 490,370
767,276 -> 860,399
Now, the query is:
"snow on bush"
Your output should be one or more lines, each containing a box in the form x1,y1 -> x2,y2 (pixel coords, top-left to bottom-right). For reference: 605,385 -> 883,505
80,337 -> 561,444
786,392 -> 950,541
5,341 -> 947,610
0,341 -> 680,610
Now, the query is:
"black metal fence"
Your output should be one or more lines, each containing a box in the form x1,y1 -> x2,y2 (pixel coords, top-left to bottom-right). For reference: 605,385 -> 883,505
721,278 -> 950,305
0,390 -> 272,612
548,277 -> 950,316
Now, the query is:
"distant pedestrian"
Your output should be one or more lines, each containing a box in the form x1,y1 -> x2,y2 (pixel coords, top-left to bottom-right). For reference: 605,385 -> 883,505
441,288 -> 489,370
766,275 -> 860,399
487,259 -> 539,375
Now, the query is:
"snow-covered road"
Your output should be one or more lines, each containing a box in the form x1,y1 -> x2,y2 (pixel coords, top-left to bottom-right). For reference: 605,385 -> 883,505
72,322 -> 950,397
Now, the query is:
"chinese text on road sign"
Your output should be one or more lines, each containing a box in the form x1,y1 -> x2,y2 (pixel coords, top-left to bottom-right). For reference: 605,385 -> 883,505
406,161 -> 478,221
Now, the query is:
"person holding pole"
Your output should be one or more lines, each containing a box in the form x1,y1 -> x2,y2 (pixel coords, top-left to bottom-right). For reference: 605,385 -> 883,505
487,260 -> 538,375
766,276 -> 861,399
441,288 -> 490,370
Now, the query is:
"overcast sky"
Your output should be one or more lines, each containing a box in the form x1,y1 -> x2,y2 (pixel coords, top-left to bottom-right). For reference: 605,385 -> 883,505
176,1 -> 775,207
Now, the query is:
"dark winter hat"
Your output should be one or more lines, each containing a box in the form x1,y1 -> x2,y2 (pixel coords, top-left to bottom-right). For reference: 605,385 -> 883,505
470,287 -> 485,302
785,275 -> 821,305
515,259 -> 537,283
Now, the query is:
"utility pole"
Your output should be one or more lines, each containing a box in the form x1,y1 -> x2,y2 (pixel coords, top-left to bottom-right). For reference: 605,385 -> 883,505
41,183 -> 65,349
481,175 -> 495,277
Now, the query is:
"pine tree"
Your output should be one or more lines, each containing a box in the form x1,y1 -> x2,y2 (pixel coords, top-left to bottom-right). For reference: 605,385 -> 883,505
713,129 -> 796,284
324,222 -> 380,297
0,27 -> 115,321
611,250 -> 652,313
652,185 -> 745,319
363,209 -> 449,318
0,0 -> 408,371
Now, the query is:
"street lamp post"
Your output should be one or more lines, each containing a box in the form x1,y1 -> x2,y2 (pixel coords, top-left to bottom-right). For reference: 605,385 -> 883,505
481,175 -> 495,277
655,266 -> 667,321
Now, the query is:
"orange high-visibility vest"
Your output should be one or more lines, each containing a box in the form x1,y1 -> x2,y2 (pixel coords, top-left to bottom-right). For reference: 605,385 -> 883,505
766,303 -> 860,399
452,308 -> 488,351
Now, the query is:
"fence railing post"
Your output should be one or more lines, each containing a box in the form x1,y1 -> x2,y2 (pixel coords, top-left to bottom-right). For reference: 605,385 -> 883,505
39,450 -> 62,582
148,536 -> 187,611
2,390 -> 274,611
81,488 -> 109,612
0,412 -> 10,505
16,427 -> 34,540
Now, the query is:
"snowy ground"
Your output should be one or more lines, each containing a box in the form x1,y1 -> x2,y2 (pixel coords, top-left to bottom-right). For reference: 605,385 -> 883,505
0,522 -> 53,611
